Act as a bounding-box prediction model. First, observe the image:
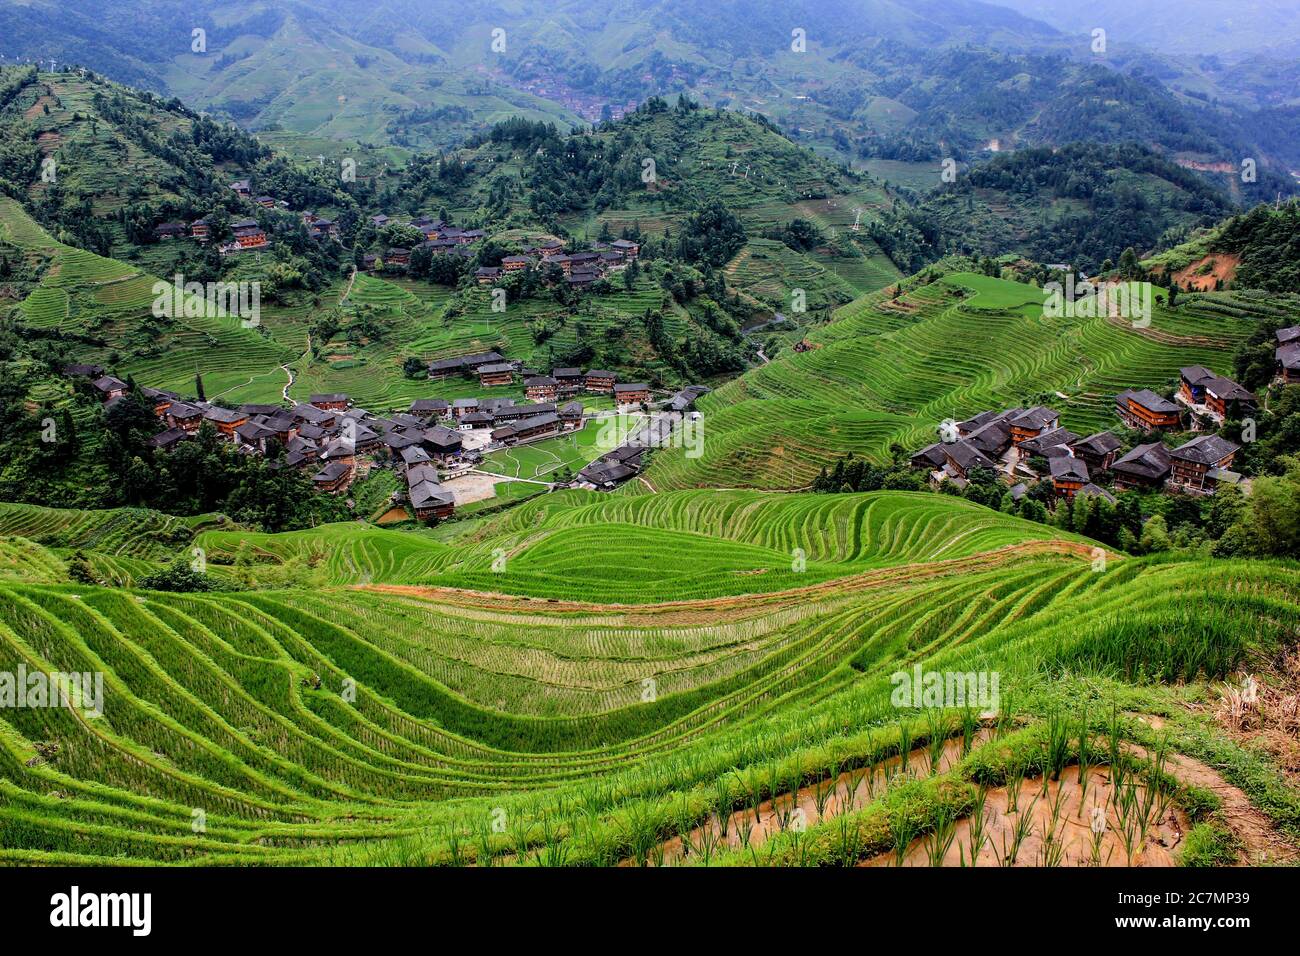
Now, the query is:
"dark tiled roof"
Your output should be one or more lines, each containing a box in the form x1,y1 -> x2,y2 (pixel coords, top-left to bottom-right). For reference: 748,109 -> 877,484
1171,434 -> 1240,465
1073,431 -> 1122,456
943,441 -> 995,472
148,427 -> 189,449
409,480 -> 454,509
1020,427 -> 1080,455
1111,442 -> 1172,479
410,399 -> 450,413
1118,388 -> 1179,414
423,425 -> 462,448
1009,406 -> 1059,430
314,461 -> 351,482
1049,456 -> 1089,482
910,443 -> 949,468
581,460 -> 636,485
1076,483 -> 1116,504
203,406 -> 247,424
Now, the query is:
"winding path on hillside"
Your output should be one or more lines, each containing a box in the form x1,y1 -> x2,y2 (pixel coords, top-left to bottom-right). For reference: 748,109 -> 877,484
282,332 -> 310,402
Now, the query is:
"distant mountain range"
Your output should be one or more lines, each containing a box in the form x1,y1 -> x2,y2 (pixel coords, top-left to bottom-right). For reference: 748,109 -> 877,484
986,0 -> 1300,57
1,0 -> 1297,179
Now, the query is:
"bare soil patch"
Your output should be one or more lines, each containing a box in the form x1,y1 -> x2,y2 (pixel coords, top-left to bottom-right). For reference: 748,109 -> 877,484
443,472 -> 515,505
1171,253 -> 1240,292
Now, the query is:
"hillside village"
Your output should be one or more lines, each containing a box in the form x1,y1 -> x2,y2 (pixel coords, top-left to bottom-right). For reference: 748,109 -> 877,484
910,329 -> 1298,507
68,355 -> 708,522
155,175 -> 645,287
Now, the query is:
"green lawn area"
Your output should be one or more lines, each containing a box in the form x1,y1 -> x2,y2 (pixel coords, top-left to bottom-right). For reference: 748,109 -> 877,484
479,415 -> 635,480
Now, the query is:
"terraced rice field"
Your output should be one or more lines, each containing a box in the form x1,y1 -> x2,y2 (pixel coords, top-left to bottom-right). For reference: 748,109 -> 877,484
1,488 -> 1295,864
644,272 -> 1264,490
0,503 -> 228,561
1,198 -> 294,398
189,490 -> 1089,599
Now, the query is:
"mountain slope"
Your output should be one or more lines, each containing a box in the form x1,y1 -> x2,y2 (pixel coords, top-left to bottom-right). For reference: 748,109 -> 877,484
3,0 -> 1295,188
641,268 -> 1279,490
913,144 -> 1235,273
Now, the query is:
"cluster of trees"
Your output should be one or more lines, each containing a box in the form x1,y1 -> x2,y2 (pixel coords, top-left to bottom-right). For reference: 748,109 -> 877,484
1216,202 -> 1300,293
0,354 -> 347,532
764,218 -> 824,253
810,450 -> 928,493
676,200 -> 747,267
916,144 -> 1230,274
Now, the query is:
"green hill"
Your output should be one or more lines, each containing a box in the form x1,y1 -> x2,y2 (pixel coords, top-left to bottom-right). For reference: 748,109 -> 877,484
909,144 -> 1235,274
642,269 -> 1276,490
8,0 -> 1294,190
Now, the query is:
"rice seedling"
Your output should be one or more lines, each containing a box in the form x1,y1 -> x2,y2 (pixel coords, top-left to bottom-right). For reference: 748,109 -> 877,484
1106,703 -> 1125,788
890,811 -> 920,867
998,793 -> 1037,866
813,773 -> 834,821
713,777 -> 734,838
1006,760 -> 1026,814
736,813 -> 755,850
960,708 -> 980,757
1087,807 -> 1113,867
898,721 -> 913,773
923,803 -> 958,867
447,826 -> 465,867
1117,798 -> 1143,866
1036,822 -> 1066,867
537,814 -> 569,867
962,786 -> 990,866
477,823 -> 496,868
835,814 -> 861,866
1046,709 -> 1071,781
926,710 -> 947,775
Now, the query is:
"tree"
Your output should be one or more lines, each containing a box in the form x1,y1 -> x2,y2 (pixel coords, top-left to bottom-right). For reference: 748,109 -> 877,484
1139,514 -> 1171,554
137,558 -> 218,593
66,551 -> 99,585
195,372 -> 206,402
1118,247 -> 1141,279
402,356 -> 426,379
1239,456 -> 1300,558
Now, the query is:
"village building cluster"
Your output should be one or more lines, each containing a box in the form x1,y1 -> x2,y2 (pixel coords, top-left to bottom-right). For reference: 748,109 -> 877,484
67,352 -> 709,519
364,214 -> 487,271
908,353 -> 1278,505
153,179 -> 295,256
471,237 -> 641,289
153,180 -> 645,298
